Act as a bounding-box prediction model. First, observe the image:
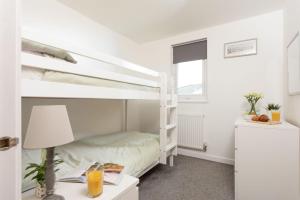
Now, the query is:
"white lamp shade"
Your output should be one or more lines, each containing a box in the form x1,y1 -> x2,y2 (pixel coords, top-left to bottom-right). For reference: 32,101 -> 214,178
24,105 -> 74,149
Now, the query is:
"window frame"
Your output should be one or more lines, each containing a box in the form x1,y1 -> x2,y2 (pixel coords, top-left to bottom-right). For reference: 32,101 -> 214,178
174,59 -> 208,103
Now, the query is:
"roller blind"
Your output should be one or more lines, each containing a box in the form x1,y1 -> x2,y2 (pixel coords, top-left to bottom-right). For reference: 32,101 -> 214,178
173,39 -> 207,64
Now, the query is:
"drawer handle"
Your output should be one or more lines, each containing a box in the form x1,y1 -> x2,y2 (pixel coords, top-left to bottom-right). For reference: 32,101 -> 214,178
0,137 -> 19,151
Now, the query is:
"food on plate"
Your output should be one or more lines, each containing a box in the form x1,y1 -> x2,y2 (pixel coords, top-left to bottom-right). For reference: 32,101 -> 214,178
251,114 -> 270,122
252,115 -> 260,121
258,114 -> 269,122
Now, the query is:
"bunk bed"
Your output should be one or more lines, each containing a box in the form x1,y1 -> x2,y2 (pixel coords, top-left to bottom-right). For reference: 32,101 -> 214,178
21,32 -> 178,192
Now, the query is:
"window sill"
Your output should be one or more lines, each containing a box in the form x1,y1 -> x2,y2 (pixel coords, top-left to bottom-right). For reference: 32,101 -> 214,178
178,98 -> 208,104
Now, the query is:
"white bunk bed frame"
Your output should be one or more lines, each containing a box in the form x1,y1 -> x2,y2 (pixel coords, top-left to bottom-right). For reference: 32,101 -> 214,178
21,30 -> 178,168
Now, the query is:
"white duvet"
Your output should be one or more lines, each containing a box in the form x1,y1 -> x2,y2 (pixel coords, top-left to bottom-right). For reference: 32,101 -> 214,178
22,131 -> 159,192
56,131 -> 160,176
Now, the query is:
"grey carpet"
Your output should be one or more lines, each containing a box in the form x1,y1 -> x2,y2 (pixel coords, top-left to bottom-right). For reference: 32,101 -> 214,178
139,155 -> 234,200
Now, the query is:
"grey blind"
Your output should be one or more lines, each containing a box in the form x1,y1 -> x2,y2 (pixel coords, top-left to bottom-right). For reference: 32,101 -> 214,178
173,40 -> 207,64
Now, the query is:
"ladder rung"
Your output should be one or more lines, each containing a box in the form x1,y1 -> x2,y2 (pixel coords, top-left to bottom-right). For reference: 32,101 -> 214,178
166,124 -> 176,130
165,142 -> 177,151
167,104 -> 177,109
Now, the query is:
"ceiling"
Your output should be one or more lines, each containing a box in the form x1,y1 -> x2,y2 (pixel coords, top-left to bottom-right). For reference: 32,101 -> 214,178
58,0 -> 284,43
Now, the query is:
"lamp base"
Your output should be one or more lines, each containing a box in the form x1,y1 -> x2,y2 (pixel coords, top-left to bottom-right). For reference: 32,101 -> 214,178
43,194 -> 65,200
43,147 -> 65,200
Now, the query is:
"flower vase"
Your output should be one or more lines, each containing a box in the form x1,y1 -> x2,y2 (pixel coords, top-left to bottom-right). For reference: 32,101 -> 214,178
249,103 -> 257,115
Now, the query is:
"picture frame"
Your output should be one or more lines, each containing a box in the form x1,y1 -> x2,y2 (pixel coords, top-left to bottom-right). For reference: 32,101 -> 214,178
224,39 -> 257,58
287,31 -> 300,95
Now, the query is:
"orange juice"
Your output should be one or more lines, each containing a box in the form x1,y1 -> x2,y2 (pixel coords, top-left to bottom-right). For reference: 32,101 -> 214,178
87,168 -> 103,198
272,111 -> 280,122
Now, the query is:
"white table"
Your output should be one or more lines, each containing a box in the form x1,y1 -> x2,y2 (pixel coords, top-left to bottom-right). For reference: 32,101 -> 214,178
22,175 -> 139,200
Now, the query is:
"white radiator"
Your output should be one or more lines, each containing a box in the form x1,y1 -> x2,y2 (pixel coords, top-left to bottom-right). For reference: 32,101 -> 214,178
178,114 -> 205,150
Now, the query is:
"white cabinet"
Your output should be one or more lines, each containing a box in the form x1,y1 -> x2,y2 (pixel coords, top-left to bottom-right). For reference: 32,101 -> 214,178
235,119 -> 299,200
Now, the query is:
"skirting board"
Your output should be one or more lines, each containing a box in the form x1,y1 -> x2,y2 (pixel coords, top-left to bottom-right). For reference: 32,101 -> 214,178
178,147 -> 234,165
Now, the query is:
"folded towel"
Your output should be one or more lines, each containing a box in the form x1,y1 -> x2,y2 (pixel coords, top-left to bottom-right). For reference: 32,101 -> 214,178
22,39 -> 77,64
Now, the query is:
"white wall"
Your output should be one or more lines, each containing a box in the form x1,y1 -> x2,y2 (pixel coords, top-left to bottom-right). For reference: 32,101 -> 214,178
22,0 -> 143,139
22,0 -> 144,64
138,11 -> 284,164
284,0 -> 300,127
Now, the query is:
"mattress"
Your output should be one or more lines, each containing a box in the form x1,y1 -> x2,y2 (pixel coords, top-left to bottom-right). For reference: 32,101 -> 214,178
22,67 -> 159,92
22,131 -> 160,192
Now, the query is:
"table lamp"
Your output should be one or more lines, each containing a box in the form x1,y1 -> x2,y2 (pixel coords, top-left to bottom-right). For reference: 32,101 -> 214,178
24,105 -> 74,200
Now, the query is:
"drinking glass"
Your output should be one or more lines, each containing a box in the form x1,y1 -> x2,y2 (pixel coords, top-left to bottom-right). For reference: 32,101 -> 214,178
87,164 -> 104,198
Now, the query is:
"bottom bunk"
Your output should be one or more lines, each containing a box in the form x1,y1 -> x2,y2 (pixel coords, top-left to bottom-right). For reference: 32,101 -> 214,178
22,131 -> 160,192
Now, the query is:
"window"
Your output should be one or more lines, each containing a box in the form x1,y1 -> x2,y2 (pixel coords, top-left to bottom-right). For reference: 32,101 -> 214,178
173,39 -> 207,102
177,60 -> 206,95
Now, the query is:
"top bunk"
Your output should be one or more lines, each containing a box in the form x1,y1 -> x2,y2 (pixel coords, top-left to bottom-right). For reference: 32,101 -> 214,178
21,31 -> 165,100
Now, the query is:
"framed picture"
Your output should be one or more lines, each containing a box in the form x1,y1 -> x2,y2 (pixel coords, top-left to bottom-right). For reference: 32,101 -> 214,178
224,39 -> 257,58
287,32 -> 300,95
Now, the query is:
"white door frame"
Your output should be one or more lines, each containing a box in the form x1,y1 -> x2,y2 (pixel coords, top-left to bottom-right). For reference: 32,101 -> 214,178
0,0 -> 21,199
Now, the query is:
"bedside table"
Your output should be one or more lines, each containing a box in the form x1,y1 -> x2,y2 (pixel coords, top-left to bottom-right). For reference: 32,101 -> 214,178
22,175 -> 139,200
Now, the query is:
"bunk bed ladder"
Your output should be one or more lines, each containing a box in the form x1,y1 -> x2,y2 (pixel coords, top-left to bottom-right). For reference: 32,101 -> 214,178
160,73 -> 178,166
